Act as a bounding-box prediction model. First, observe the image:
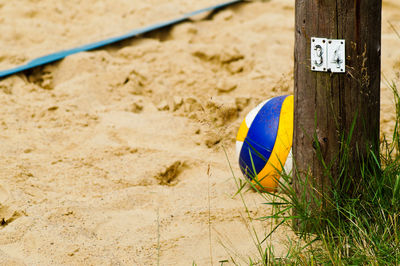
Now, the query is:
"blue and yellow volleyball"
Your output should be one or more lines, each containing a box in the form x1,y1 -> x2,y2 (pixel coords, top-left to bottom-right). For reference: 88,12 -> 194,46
236,95 -> 293,191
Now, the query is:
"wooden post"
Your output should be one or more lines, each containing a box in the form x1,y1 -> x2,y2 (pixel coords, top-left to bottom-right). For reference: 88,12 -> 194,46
293,0 -> 381,230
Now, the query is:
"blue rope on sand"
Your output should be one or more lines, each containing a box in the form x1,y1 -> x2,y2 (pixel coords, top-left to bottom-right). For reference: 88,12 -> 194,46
0,0 -> 242,78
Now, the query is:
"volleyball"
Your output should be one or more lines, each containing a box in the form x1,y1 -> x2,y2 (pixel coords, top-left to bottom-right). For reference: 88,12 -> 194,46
236,95 -> 293,191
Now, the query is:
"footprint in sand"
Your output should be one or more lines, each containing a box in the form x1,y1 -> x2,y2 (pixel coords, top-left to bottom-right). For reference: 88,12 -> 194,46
155,160 -> 185,186
0,185 -> 21,227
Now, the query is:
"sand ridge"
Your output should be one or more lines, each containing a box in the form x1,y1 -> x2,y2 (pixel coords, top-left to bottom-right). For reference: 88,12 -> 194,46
0,0 -> 399,264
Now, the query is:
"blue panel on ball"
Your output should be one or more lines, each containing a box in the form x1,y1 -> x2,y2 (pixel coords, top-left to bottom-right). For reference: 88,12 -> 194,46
239,95 -> 287,179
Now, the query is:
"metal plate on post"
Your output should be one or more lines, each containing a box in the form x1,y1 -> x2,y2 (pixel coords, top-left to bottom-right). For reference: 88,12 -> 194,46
327,39 -> 345,73
311,37 -> 327,72
311,37 -> 345,73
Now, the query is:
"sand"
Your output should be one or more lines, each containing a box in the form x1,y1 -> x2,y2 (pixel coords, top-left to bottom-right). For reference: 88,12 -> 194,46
0,0 -> 234,71
0,0 -> 399,264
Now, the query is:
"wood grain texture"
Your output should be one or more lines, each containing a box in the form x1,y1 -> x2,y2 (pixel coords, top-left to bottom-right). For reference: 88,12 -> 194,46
293,0 -> 381,230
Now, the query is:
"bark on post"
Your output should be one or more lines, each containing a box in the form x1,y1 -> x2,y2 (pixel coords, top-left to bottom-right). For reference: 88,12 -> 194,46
293,0 -> 382,231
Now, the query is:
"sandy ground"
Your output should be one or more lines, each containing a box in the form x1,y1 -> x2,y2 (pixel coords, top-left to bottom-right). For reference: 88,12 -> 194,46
0,0 -> 233,71
0,0 -> 399,265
